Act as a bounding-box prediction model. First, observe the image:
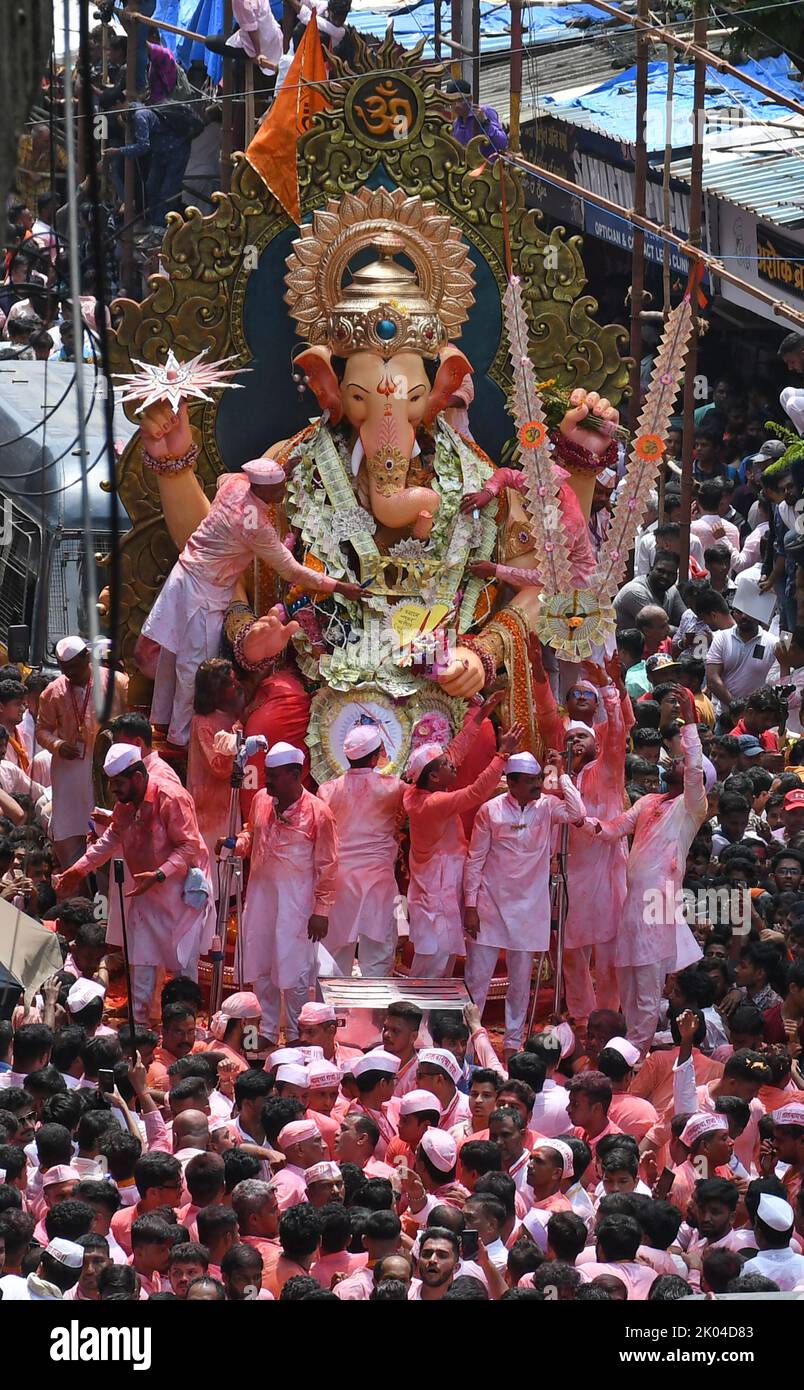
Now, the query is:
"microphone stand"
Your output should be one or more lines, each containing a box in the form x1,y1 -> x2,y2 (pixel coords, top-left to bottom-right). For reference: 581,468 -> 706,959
113,858 -> 137,1063
552,735 -> 574,1016
210,731 -> 246,1014
524,734 -> 575,1037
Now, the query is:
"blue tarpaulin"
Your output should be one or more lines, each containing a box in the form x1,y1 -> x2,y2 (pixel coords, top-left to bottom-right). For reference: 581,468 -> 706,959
155,0 -> 614,83
543,54 -> 804,153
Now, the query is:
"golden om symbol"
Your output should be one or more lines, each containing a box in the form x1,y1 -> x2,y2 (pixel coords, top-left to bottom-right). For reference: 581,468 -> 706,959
356,81 -> 414,136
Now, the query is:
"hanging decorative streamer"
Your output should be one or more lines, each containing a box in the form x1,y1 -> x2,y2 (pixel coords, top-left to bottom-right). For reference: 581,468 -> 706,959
501,273 -> 575,598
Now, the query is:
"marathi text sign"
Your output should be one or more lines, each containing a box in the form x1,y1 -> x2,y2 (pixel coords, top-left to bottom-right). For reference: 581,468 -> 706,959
757,225 -> 804,302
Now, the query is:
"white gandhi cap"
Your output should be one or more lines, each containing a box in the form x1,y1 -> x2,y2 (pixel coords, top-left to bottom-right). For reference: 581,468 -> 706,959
242,457 -> 285,485
265,742 -> 305,768
103,743 -> 143,776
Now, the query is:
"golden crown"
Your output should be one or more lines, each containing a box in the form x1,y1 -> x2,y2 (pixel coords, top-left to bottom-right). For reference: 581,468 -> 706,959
284,188 -> 475,360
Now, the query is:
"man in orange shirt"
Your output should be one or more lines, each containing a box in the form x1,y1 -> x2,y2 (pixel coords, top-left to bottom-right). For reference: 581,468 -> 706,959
567,1071 -> 623,1180
110,1152 -> 183,1257
385,1090 -> 442,1171
230,1178 -> 281,1291
597,1037 -> 659,1142
146,1003 -> 200,1092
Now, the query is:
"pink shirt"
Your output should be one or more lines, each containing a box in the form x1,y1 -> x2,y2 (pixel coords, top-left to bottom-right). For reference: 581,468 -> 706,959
317,768 -> 404,950
187,712 -> 240,850
178,473 -> 335,594
311,1251 -> 368,1291
578,1259 -> 658,1300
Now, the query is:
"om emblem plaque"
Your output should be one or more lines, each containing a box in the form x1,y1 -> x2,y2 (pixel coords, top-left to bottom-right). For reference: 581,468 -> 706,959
345,72 -> 423,149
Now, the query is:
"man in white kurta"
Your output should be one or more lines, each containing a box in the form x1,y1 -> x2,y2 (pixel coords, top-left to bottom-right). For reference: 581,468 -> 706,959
463,751 -> 586,1053
584,686 -> 707,1056
141,457 -> 359,746
317,723 -> 404,978
563,683 -> 629,1025
54,744 -> 215,1020
236,742 -> 339,1043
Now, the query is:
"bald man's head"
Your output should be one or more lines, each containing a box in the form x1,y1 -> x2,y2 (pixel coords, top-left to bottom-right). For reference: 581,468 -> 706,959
173,1109 -> 210,1151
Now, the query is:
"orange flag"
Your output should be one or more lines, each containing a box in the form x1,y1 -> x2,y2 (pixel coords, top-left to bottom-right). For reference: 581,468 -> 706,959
245,16 -> 328,225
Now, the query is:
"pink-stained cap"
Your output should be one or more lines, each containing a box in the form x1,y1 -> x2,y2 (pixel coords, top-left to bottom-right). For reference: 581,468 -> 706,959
298,1003 -> 337,1025
406,741 -> 445,784
417,1048 -> 462,1086
784,788 -> 804,810
55,635 -> 88,663
275,1064 -> 309,1088
399,1089 -> 442,1117
103,743 -> 142,777
305,1161 -> 342,1186
242,457 -> 285,485
603,1036 -> 640,1068
772,1103 -> 804,1128
277,1120 -> 319,1150
265,741 -> 304,768
680,1112 -> 728,1148
307,1061 -> 342,1090
43,1164 -> 81,1188
343,724 -> 382,759
351,1049 -> 400,1079
298,1046 -> 324,1064
419,1128 -> 457,1172
529,1137 -> 574,1178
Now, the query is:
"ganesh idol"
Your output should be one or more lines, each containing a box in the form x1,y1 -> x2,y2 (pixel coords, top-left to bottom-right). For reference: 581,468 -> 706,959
133,188 -> 619,778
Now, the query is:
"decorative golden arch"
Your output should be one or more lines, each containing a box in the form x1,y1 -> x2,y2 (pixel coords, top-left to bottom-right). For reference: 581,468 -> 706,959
109,35 -> 628,667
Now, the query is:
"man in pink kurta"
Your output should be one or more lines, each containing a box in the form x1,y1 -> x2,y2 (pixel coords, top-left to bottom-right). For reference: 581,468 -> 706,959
403,697 -> 521,977
140,459 -> 358,745
55,744 -> 214,1020
582,688 -> 707,1055
562,684 -> 628,1023
37,636 -> 128,868
236,742 -> 338,1042
317,724 -> 404,978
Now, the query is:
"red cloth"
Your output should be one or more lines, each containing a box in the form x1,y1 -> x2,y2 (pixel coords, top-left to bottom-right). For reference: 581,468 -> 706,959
240,669 -> 311,819
729,719 -> 779,751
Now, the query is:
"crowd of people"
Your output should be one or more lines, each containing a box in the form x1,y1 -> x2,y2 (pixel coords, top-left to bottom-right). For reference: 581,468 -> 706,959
2,342 -> 804,1303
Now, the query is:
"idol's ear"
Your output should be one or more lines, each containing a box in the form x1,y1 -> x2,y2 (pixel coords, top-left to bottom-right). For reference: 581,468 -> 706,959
294,346 -> 343,425
425,347 -> 473,426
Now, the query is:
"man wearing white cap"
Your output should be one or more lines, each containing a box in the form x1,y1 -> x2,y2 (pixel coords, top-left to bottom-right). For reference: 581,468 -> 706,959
464,748 -> 586,1054
317,721 -> 405,978
673,1010 -> 770,1177
54,743 -> 214,1020
597,1037 -> 658,1142
0,1237 -> 83,1300
742,1192 -> 804,1289
347,1050 -> 401,1158
37,636 -> 128,868
274,1119 -> 326,1209
139,456 -> 363,746
772,1102 -> 804,1209
582,685 -> 706,1055
403,693 -> 523,978
416,1048 -> 471,1131
297,1001 -> 363,1069
562,681 -> 628,1027
236,742 -> 338,1042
